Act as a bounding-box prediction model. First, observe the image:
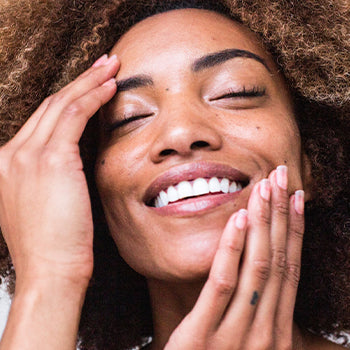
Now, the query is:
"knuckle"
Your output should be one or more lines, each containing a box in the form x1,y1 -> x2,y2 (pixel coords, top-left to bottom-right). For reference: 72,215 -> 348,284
284,263 -> 300,287
290,225 -> 305,240
211,275 -> 236,296
42,95 -> 53,105
271,249 -> 286,276
253,259 -> 271,281
49,92 -> 65,106
12,148 -> 30,168
41,148 -> 65,168
63,102 -> 83,117
222,239 -> 244,256
273,200 -> 289,217
256,208 -> 271,226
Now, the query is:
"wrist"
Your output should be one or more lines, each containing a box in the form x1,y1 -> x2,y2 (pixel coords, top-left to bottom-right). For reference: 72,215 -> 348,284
14,254 -> 93,293
14,272 -> 90,300
1,274 -> 87,350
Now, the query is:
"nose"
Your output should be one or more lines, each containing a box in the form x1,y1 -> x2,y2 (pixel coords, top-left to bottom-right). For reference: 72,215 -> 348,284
149,103 -> 222,163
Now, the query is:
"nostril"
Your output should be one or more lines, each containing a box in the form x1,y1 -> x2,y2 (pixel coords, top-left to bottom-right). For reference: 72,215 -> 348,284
191,140 -> 210,150
160,149 -> 176,157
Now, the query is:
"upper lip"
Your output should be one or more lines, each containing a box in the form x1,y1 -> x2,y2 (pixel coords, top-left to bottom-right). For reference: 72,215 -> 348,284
143,161 -> 250,205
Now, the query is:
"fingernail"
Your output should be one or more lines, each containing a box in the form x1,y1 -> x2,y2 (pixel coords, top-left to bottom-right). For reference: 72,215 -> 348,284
103,54 -> 118,66
235,209 -> 248,229
294,190 -> 304,215
102,78 -> 116,87
276,165 -> 288,190
92,54 -> 108,68
260,179 -> 271,201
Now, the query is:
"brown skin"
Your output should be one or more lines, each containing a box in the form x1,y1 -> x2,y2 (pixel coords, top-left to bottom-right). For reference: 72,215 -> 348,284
0,7 -> 345,350
0,1 -> 348,348
97,10 -> 304,280
95,9 -> 345,350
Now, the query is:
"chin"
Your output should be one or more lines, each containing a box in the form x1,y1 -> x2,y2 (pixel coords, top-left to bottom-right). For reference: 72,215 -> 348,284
145,234 -> 220,282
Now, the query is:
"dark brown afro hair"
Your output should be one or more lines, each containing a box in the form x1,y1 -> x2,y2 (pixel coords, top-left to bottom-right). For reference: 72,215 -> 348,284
0,0 -> 349,349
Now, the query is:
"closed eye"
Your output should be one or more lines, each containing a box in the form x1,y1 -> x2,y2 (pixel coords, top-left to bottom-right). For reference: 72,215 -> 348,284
107,113 -> 153,132
211,86 -> 266,101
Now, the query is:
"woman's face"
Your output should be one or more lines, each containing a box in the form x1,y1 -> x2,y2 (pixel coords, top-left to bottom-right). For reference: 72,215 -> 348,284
96,9 -> 309,282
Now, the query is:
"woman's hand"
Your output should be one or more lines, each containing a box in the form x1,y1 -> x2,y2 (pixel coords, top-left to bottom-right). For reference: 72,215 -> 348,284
0,54 -> 118,286
166,167 -> 305,350
0,54 -> 119,350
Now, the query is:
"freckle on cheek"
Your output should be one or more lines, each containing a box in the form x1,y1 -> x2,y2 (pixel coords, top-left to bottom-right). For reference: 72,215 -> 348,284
101,159 -> 106,165
256,126 -> 261,130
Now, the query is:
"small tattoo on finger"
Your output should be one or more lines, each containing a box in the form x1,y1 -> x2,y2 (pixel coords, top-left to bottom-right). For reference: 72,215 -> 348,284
250,291 -> 259,305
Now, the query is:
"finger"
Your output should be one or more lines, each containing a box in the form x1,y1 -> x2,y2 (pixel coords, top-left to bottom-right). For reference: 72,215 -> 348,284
220,180 -> 271,335
47,78 -> 117,146
3,55 -> 109,151
186,209 -> 247,333
4,97 -> 51,150
250,167 -> 289,332
28,55 -> 119,146
275,190 -> 305,344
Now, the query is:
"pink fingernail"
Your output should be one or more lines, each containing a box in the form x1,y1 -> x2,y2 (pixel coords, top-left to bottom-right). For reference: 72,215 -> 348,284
102,78 -> 116,87
92,54 -> 108,68
235,209 -> 248,229
103,54 -> 118,66
294,190 -> 304,215
276,165 -> 288,190
260,179 -> 271,201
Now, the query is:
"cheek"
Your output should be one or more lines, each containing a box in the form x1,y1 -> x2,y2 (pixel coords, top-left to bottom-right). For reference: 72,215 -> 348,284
225,110 -> 301,161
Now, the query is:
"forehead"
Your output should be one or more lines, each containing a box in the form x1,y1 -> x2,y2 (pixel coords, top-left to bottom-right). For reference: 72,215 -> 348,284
111,9 -> 275,74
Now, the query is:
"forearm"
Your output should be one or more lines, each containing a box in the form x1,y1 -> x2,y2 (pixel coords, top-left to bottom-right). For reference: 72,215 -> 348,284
0,277 -> 87,350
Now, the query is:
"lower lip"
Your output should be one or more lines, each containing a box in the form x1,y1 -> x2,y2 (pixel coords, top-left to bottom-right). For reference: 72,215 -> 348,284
149,191 -> 242,216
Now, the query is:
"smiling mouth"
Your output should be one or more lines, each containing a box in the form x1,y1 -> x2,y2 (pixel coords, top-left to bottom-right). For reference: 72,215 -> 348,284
149,177 -> 247,208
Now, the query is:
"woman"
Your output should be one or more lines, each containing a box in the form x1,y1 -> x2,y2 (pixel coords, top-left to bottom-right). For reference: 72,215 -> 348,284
0,0 -> 349,349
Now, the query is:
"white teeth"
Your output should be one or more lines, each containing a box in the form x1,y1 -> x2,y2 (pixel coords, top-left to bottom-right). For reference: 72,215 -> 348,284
177,181 -> 194,199
167,186 -> 179,203
193,178 -> 209,196
220,178 -> 229,193
159,190 -> 169,206
229,181 -> 237,193
208,177 -> 221,193
155,197 -> 160,208
154,177 -> 245,208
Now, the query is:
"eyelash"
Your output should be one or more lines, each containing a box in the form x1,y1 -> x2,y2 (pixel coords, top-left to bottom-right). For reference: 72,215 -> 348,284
107,86 -> 266,132
107,113 -> 153,132
213,86 -> 266,100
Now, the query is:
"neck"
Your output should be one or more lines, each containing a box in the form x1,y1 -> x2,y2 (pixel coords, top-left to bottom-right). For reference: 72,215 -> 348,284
147,278 -> 205,350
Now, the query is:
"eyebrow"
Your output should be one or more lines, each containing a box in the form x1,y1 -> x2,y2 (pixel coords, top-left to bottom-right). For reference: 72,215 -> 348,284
192,48 -> 271,73
116,75 -> 154,92
115,49 -> 270,93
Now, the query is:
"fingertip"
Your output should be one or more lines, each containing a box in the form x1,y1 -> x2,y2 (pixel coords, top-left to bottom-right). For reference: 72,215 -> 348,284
235,209 -> 248,230
268,169 -> 277,184
276,165 -> 288,190
294,190 -> 305,215
92,54 -> 108,68
260,179 -> 271,201
102,78 -> 117,88
102,54 -> 119,66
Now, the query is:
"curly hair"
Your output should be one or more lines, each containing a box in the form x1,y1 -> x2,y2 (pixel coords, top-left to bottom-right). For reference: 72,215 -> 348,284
0,0 -> 349,349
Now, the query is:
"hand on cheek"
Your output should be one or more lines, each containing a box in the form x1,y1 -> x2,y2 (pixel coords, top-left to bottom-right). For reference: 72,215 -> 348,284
166,166 -> 305,350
